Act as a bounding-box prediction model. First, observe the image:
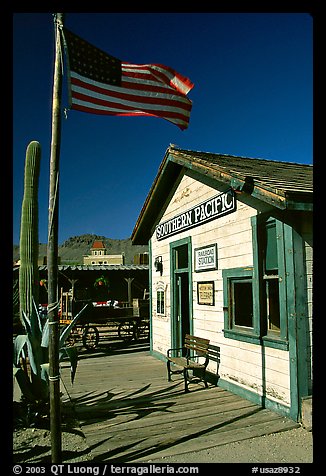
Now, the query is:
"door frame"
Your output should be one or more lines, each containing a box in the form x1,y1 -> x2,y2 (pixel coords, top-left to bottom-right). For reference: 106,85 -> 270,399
170,236 -> 193,348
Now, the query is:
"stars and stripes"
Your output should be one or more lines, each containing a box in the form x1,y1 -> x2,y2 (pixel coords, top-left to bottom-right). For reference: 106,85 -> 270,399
62,28 -> 194,130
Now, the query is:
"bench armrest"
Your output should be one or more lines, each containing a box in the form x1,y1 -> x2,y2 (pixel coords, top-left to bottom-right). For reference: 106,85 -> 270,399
167,346 -> 184,358
187,353 -> 209,366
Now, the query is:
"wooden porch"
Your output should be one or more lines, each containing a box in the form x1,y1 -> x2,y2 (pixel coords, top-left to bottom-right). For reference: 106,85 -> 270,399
60,342 -> 299,462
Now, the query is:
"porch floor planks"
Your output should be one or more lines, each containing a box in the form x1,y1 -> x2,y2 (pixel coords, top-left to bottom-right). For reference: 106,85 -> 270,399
81,393 -> 256,435
73,387 -> 242,431
82,400 -> 258,442
74,384 -> 238,417
85,403 -> 259,453
86,406 -> 297,462
60,345 -> 299,462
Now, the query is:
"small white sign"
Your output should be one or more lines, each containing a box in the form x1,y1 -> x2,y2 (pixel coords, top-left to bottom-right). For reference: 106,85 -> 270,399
194,244 -> 218,272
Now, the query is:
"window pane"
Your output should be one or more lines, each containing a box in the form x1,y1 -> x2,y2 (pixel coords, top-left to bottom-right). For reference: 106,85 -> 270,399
157,290 -> 164,314
176,245 -> 188,269
265,220 -> 278,272
266,279 -> 280,333
232,281 -> 253,328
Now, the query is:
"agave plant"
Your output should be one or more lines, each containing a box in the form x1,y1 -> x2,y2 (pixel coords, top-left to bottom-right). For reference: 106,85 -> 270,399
13,299 -> 89,403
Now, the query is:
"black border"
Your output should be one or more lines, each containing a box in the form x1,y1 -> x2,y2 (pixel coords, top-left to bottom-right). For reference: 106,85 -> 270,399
197,280 -> 215,306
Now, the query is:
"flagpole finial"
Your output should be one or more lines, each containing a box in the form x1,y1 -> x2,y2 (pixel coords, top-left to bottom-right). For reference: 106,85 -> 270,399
54,13 -> 64,27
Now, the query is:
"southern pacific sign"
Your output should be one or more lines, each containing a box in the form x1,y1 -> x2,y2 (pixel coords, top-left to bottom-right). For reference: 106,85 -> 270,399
155,189 -> 236,241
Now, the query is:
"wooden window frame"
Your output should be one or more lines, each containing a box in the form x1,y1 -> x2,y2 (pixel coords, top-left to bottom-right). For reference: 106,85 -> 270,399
222,215 -> 289,350
156,289 -> 165,315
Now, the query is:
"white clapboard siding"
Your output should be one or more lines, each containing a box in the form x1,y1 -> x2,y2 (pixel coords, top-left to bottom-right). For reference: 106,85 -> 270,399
150,173 -> 293,407
303,234 -> 313,392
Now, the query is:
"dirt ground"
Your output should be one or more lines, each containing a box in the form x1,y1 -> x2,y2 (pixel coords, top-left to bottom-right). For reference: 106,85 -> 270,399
13,413 -> 313,464
13,403 -> 93,464
148,426 -> 313,464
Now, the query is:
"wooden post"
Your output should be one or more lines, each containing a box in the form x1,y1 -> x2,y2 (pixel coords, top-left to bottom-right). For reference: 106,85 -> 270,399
69,278 -> 78,317
47,12 -> 64,464
124,277 -> 134,306
58,271 -> 79,317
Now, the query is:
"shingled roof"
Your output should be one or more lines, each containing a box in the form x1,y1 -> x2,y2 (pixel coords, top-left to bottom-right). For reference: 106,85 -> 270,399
91,240 -> 106,249
169,147 -> 313,195
132,146 -> 313,244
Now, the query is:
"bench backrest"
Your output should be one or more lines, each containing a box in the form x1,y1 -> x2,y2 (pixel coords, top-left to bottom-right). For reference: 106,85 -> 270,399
207,343 -> 220,380
184,334 -> 210,357
207,344 -> 220,363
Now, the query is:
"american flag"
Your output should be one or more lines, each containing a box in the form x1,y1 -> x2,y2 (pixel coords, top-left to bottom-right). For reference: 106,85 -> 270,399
62,28 -> 194,130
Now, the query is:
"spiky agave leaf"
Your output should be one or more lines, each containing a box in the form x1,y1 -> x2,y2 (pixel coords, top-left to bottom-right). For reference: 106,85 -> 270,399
32,297 -> 43,341
13,335 -> 28,367
59,304 -> 89,348
13,367 -> 36,402
14,304 -> 46,399
40,319 -> 49,348
14,300 -> 90,400
40,363 -> 50,388
59,346 -> 78,384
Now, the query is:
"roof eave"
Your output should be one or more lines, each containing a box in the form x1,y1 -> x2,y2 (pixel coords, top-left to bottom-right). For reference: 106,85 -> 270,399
171,155 -> 289,210
170,154 -> 313,211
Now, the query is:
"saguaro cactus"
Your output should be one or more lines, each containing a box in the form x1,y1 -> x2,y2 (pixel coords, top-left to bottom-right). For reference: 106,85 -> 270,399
19,141 -> 41,324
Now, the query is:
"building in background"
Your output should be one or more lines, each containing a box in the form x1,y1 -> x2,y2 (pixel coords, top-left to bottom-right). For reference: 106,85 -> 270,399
83,239 -> 124,265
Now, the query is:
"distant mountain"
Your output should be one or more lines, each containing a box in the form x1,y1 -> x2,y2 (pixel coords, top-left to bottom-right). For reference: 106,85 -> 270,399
13,234 -> 148,265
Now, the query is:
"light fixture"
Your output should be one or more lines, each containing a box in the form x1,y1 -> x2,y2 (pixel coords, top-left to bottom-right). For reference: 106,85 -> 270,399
230,176 -> 254,195
154,256 -> 163,275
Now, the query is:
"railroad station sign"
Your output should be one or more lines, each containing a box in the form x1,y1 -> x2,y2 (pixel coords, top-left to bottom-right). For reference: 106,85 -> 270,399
194,243 -> 218,272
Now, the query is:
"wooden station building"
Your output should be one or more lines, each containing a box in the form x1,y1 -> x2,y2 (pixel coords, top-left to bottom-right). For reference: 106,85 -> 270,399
132,146 -> 313,422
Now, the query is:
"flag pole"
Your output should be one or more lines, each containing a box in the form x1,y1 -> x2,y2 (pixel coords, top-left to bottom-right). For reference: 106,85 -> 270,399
47,12 -> 64,463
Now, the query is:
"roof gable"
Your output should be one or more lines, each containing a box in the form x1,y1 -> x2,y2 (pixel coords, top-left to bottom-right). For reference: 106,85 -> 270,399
132,146 -> 313,244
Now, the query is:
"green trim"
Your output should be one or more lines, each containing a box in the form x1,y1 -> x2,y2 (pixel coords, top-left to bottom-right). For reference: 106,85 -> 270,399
261,335 -> 289,351
283,223 -> 299,420
276,220 -> 288,341
222,267 -> 254,278
223,218 -> 291,349
217,377 -> 292,419
292,229 -> 310,400
251,217 -> 263,337
150,348 -> 167,363
169,236 -> 193,348
250,215 -> 289,350
223,329 -> 261,345
149,238 -> 153,353
222,267 -> 259,344
223,330 -> 289,350
150,346 -> 293,420
169,244 -> 174,346
283,223 -> 310,421
286,201 -> 313,212
222,215 -> 311,421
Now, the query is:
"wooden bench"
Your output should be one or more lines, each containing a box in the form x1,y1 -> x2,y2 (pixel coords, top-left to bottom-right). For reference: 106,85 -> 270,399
167,334 -> 219,393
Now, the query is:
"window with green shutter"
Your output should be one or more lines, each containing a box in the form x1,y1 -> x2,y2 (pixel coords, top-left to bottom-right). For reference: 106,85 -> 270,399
222,214 -> 288,350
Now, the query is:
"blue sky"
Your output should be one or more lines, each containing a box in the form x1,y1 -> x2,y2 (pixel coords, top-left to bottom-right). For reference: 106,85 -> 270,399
13,12 -> 313,245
